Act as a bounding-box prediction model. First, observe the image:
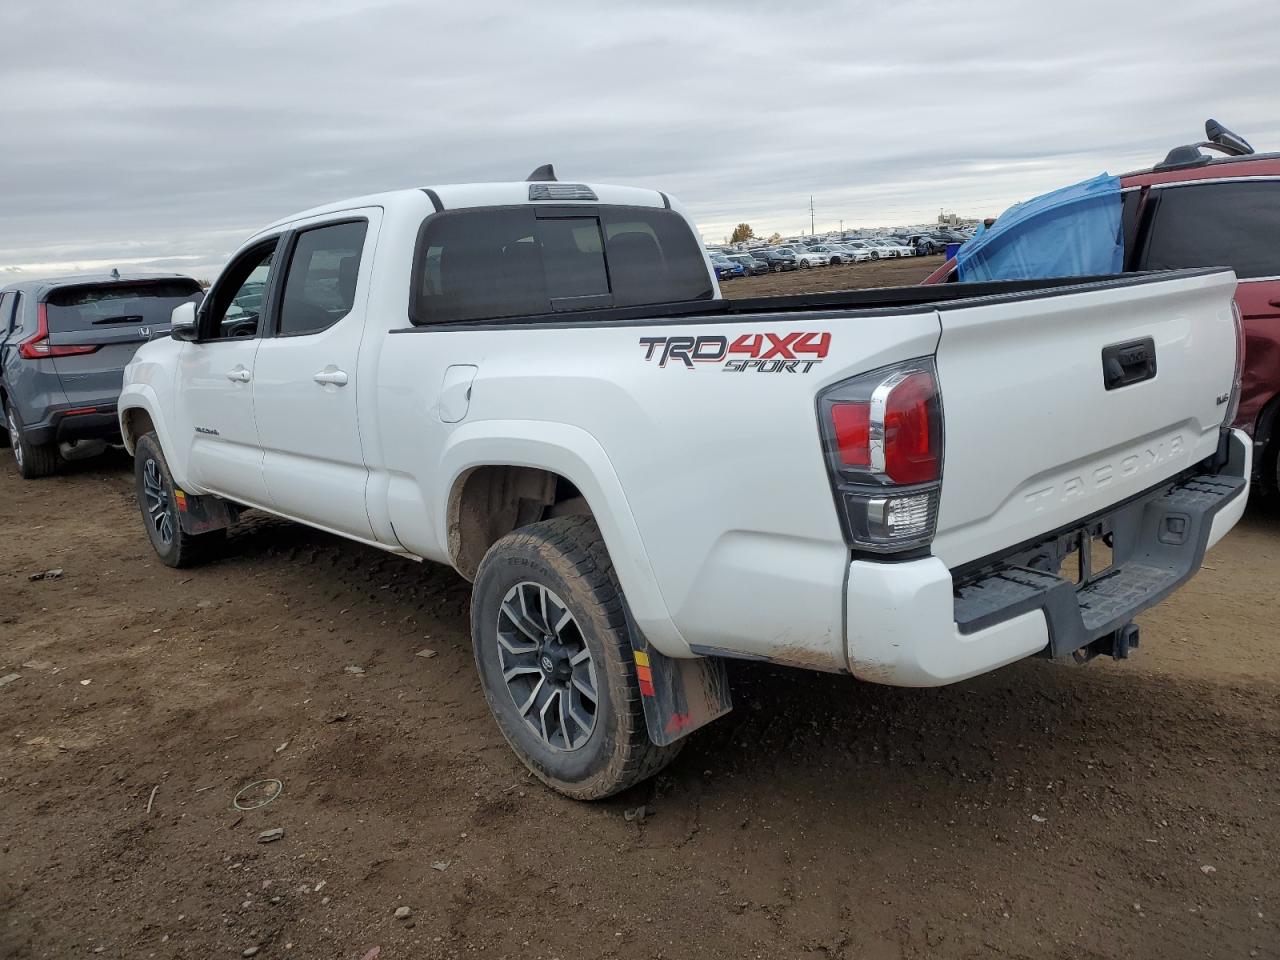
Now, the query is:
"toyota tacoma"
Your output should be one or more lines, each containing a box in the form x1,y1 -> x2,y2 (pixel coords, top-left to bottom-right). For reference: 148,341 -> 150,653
118,168 -> 1251,798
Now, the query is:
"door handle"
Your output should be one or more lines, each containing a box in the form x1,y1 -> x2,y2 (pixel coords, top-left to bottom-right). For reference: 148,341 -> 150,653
313,369 -> 349,387
226,367 -> 251,383
1268,299 -> 1280,309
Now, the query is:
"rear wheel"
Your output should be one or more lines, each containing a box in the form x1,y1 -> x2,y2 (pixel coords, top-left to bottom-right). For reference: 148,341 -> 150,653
471,516 -> 681,799
799,260 -> 811,270
870,250 -> 880,260
5,403 -> 60,479
134,432 -> 225,568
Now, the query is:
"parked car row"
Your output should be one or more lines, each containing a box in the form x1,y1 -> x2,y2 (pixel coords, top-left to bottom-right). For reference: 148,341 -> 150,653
711,236 -> 937,275
709,229 -> 979,276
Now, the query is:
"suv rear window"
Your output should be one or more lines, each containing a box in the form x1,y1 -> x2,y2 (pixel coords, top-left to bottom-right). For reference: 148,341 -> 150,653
1141,179 -> 1280,280
45,280 -> 202,333
411,205 -> 713,324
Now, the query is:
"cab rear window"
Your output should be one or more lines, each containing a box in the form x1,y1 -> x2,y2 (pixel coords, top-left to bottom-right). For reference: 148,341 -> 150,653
45,280 -> 203,333
410,205 -> 713,325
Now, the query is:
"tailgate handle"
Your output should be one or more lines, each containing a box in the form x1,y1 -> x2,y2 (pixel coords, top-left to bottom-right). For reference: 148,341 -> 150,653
1102,337 -> 1156,391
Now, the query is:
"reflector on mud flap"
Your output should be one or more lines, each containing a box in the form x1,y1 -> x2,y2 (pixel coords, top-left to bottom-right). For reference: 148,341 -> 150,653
623,605 -> 732,746
174,488 -> 239,536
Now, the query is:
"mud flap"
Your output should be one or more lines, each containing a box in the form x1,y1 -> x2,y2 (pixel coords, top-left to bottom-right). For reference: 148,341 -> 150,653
173,487 -> 237,535
622,605 -> 732,746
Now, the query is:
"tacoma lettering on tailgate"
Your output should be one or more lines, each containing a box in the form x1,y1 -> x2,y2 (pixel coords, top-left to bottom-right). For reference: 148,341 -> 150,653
1023,434 -> 1186,510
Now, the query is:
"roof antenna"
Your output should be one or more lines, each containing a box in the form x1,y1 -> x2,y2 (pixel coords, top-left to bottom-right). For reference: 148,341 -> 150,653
110,267 -> 120,279
526,164 -> 557,182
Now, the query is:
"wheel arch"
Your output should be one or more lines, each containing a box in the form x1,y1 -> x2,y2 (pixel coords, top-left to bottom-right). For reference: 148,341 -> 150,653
1253,389 -> 1280,491
437,421 -> 689,657
118,387 -> 193,488
120,406 -> 155,455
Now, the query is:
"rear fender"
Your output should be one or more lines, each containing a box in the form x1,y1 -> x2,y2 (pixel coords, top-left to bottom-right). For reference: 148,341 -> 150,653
437,419 -> 690,658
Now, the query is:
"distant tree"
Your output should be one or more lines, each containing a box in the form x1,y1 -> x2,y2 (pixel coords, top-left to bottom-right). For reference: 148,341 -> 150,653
196,278 -> 212,289
767,231 -> 782,244
729,223 -> 756,244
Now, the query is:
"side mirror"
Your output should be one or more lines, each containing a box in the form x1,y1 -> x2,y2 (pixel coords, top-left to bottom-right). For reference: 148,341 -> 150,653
171,301 -> 198,342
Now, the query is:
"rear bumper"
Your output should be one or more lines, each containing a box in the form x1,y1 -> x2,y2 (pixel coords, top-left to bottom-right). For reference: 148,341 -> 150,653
24,401 -> 123,445
845,429 -> 1251,686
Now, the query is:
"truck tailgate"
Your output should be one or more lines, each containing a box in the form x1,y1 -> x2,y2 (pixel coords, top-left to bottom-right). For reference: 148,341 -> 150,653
931,270 -> 1238,569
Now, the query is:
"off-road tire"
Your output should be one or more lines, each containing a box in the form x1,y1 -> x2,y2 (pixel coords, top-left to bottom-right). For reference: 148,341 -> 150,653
471,516 -> 682,799
134,432 -> 225,568
5,402 -> 60,479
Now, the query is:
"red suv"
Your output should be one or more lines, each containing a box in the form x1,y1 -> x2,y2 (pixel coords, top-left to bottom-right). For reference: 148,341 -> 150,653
923,122 -> 1280,497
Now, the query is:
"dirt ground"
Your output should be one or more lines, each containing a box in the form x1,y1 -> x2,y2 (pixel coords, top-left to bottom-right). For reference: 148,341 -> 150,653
2,256 -> 1278,959
719,254 -> 948,298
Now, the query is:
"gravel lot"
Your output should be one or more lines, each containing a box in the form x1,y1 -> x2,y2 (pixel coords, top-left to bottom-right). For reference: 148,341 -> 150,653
2,255 -> 1277,959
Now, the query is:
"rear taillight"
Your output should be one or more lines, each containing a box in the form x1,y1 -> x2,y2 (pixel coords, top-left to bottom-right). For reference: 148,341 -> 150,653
818,359 -> 943,554
1224,298 -> 1245,427
18,303 -> 99,359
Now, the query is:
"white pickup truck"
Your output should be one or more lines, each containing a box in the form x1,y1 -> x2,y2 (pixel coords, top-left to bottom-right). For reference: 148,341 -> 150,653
119,170 -> 1251,798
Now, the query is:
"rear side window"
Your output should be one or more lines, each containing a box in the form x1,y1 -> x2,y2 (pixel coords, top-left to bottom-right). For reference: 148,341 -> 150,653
1141,180 -> 1280,279
278,220 -> 369,337
0,292 -> 14,332
45,280 -> 202,334
411,205 -> 713,324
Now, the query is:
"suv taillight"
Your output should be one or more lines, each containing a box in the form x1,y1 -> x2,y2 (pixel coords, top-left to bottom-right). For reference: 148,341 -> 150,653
1224,298 -> 1245,427
18,303 -> 99,360
818,358 -> 943,553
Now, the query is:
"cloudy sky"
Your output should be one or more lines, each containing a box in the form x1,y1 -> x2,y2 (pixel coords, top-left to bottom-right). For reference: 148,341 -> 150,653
1,0 -> 1276,280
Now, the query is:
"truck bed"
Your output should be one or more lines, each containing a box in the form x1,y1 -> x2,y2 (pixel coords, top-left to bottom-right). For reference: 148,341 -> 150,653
393,270 -> 1216,331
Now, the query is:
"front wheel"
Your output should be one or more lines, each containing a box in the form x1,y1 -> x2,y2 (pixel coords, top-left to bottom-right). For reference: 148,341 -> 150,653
134,433 -> 225,568
799,260 -> 811,269
471,516 -> 681,799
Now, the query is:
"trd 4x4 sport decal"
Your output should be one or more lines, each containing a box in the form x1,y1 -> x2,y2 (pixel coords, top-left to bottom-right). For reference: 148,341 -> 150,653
639,332 -> 830,372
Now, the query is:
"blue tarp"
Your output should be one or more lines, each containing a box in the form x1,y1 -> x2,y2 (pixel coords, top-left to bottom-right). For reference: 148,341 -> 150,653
956,173 -> 1124,282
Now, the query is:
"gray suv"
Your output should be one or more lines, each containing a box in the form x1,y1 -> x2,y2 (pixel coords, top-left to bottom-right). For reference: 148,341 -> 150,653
1,273 -> 202,478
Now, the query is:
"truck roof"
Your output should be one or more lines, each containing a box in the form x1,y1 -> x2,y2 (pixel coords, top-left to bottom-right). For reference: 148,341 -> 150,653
261,181 -> 670,233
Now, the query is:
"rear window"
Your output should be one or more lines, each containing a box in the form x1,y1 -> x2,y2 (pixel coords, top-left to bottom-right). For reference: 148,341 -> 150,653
410,205 -> 713,325
45,280 -> 202,333
1140,179 -> 1280,280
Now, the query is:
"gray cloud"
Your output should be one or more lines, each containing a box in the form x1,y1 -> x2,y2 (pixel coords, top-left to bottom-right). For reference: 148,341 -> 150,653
1,0 -> 1276,277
